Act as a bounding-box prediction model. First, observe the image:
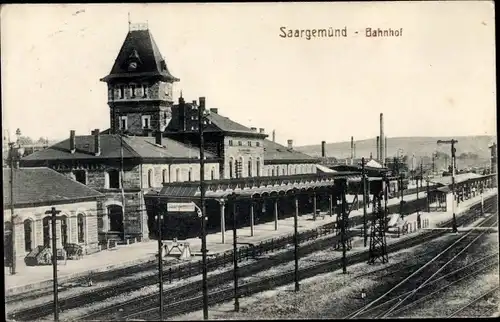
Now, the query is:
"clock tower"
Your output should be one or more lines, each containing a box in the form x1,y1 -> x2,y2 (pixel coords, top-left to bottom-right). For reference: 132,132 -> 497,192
100,23 -> 179,136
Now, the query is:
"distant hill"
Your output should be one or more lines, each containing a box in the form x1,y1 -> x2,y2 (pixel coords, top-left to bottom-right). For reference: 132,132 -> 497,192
296,136 -> 496,170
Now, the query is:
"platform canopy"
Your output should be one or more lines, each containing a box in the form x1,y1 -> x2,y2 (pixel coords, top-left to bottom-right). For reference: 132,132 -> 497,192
145,172 -> 362,203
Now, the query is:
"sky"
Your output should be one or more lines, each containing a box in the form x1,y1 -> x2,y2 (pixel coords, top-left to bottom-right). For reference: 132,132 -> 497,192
1,2 -> 496,147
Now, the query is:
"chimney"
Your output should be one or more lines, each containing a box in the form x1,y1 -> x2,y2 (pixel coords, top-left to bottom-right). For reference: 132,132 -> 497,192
385,136 -> 388,165
178,96 -> 186,131
155,131 -> 162,145
354,143 -> 356,160
92,129 -> 101,156
376,136 -> 380,161
380,113 -> 384,164
287,139 -> 293,150
350,136 -> 354,165
272,130 -> 276,142
259,128 -> 265,134
321,141 -> 326,157
251,127 -> 257,132
70,130 -> 76,154
209,108 -> 218,114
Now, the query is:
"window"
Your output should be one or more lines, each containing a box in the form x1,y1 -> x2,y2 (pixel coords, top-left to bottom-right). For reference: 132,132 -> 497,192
256,159 -> 261,176
237,158 -> 243,178
108,170 -> 120,189
77,214 -> 85,243
271,168 -> 275,176
282,168 -> 286,175
248,160 -> 252,177
238,141 -> 242,146
142,115 -> 151,129
142,84 -> 148,98
130,84 -> 136,98
73,170 -> 86,185
248,141 -> 252,147
188,168 -> 192,181
229,159 -> 234,179
24,219 -> 33,252
162,169 -> 168,183
256,142 -> 260,147
211,168 -> 215,180
119,85 -> 125,99
229,140 -> 233,146
61,216 -> 68,246
120,116 -> 128,130
148,169 -> 154,188
175,168 -> 180,182
43,217 -> 50,247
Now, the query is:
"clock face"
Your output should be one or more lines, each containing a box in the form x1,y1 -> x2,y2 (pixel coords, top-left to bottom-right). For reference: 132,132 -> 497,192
128,62 -> 137,70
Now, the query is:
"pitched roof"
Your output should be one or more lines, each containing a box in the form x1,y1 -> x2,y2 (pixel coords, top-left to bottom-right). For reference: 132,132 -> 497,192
3,167 -> 102,207
264,140 -> 318,162
21,134 -> 217,162
101,29 -> 179,82
431,172 -> 483,186
205,112 -> 259,135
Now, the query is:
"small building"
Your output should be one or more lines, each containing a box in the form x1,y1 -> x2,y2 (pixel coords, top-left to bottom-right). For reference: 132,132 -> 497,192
3,167 -> 103,268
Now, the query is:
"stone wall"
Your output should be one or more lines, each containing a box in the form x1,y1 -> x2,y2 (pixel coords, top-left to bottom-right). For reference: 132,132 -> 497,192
4,199 -> 100,265
223,135 -> 265,178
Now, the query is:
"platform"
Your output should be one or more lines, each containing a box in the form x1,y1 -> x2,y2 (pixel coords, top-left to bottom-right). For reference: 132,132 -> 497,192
4,188 -> 496,297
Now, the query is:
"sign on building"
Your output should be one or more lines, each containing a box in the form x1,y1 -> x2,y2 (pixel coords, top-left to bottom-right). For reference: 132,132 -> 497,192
167,202 -> 196,212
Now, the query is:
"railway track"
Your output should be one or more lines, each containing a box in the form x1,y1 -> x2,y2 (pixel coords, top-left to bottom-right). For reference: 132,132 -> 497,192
448,286 -> 500,317
9,195 -> 497,321
345,210 -> 498,319
90,203 -> 496,321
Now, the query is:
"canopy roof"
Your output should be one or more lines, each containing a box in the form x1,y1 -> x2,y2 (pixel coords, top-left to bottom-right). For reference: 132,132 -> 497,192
145,172 -> 361,202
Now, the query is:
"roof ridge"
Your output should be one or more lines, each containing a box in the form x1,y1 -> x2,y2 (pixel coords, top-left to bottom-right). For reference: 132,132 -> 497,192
45,168 -> 103,196
117,135 -> 143,158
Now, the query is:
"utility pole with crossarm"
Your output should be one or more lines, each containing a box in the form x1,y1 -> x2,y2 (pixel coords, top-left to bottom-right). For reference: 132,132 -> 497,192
437,139 -> 458,233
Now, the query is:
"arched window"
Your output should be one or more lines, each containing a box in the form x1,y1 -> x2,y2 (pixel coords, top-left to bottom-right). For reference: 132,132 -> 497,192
162,169 -> 168,183
248,159 -> 253,177
229,159 -> 234,179
61,216 -> 68,247
271,168 -> 275,176
211,168 -> 215,180
43,217 -> 51,247
282,168 -> 286,175
175,168 -> 180,182
188,168 -> 192,181
77,214 -> 85,243
148,169 -> 153,188
256,159 -> 261,177
108,169 -> 120,189
24,219 -> 33,252
238,157 -> 244,178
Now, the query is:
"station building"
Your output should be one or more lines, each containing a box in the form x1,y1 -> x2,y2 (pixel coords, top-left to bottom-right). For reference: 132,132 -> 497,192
20,23 -> 330,243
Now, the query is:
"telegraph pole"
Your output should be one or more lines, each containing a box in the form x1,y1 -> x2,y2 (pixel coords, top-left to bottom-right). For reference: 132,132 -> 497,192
8,143 -> 16,275
294,191 -> 300,291
232,199 -> 240,312
437,139 -> 458,232
156,198 -> 164,320
362,157 -> 368,248
45,207 -> 61,322
198,97 -> 209,319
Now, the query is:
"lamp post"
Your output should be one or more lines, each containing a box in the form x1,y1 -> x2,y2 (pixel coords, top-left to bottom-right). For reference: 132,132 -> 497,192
437,139 -> 458,233
8,141 -> 24,275
198,97 -> 211,319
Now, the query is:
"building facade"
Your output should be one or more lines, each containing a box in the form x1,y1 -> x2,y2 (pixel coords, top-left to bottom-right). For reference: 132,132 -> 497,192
3,167 -> 103,268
